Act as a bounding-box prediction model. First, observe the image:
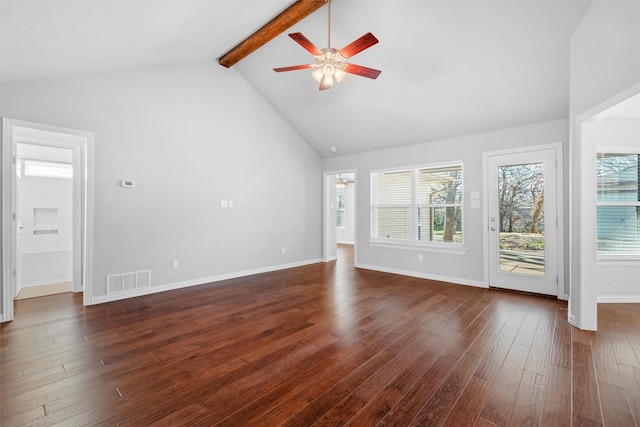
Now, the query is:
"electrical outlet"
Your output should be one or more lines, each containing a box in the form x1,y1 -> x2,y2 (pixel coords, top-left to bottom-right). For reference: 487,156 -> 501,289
418,253 -> 424,261
281,247 -> 286,255
172,259 -> 179,269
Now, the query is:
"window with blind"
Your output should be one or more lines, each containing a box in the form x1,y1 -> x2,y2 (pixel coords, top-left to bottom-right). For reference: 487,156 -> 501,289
371,164 -> 463,245
596,152 -> 640,256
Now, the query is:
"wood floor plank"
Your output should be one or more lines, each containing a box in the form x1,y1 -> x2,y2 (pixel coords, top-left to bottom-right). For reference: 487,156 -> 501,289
598,381 -> 636,427
540,363 -> 571,427
572,328 -> 603,425
478,342 -> 530,425
1,246 -> 638,426
619,364 -> 640,425
507,369 -> 546,426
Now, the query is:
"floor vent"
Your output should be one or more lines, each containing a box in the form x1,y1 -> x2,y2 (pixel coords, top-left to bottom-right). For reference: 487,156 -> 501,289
106,270 -> 151,295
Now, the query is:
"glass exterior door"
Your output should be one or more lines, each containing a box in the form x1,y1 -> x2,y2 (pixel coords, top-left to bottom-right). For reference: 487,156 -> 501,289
487,149 -> 558,296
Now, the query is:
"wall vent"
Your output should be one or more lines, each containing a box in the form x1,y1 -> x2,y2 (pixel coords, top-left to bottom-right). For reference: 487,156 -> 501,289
106,270 -> 151,295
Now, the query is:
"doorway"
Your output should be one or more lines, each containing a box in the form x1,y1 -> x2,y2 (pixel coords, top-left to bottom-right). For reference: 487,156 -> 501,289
324,170 -> 357,264
2,118 -> 94,322
15,143 -> 74,300
484,144 -> 562,297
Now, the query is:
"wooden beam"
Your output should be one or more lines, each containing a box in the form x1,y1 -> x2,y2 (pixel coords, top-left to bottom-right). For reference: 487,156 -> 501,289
218,0 -> 327,68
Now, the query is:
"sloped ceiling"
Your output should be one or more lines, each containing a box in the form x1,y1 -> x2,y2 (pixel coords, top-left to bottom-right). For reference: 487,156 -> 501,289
0,0 -> 592,157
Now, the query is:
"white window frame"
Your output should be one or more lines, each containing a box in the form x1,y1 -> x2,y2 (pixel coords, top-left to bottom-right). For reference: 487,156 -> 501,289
370,161 -> 466,254
596,148 -> 640,260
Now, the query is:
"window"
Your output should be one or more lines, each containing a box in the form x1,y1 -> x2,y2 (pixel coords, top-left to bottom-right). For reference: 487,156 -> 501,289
336,191 -> 346,228
372,163 -> 463,245
24,160 -> 72,179
596,152 -> 640,256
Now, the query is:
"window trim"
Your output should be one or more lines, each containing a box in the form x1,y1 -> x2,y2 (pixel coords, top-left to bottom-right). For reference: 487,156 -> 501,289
370,161 -> 465,251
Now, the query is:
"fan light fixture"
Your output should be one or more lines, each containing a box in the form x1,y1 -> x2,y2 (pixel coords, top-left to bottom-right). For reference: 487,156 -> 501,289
312,1 -> 345,87
336,175 -> 347,189
274,0 -> 381,91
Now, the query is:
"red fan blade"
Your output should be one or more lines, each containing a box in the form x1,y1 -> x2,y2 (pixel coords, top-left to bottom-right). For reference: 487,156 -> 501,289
273,64 -> 312,72
339,33 -> 379,59
289,33 -> 323,56
345,63 -> 382,79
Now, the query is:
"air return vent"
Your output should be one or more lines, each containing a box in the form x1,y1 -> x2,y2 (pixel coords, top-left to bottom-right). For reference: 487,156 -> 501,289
106,270 -> 151,295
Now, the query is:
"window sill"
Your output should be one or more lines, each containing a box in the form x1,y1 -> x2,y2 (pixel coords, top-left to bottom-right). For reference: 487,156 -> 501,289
369,240 -> 468,255
597,256 -> 640,267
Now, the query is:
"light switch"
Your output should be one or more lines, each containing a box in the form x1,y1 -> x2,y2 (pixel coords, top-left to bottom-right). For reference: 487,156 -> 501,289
221,199 -> 229,208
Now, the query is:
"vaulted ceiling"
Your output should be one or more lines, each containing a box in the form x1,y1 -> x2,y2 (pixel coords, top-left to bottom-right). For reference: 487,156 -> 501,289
0,0 -> 592,157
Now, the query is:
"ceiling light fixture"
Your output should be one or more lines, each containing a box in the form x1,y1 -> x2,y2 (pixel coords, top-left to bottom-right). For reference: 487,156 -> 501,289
274,0 -> 381,91
311,0 -> 346,87
336,175 -> 347,189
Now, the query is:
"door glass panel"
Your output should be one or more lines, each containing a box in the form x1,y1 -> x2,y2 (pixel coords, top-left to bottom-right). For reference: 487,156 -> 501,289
498,162 -> 545,276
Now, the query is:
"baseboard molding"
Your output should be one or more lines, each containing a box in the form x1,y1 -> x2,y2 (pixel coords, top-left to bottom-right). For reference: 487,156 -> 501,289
597,295 -> 640,303
354,263 -> 487,289
568,311 -> 577,327
90,258 -> 324,305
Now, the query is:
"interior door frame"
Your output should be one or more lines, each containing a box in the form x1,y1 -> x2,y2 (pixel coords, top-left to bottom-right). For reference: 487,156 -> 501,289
323,169 -> 357,263
2,118 -> 95,322
482,142 -> 565,300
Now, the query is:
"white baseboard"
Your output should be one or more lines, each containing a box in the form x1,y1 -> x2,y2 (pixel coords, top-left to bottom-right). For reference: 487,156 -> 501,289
568,311 -> 577,327
90,258 -> 324,305
597,295 -> 640,303
354,263 -> 487,289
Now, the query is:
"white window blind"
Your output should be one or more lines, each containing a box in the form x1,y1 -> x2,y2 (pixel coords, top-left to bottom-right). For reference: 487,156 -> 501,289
596,153 -> 640,256
373,170 -> 413,240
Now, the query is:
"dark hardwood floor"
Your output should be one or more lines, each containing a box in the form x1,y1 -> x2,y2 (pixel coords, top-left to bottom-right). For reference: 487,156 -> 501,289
2,245 -> 639,426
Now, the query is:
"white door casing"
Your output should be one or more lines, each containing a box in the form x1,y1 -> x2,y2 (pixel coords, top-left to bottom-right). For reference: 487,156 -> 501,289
2,118 -> 94,322
485,145 -> 561,296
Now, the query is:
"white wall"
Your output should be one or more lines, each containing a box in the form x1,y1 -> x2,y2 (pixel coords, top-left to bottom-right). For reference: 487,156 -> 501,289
569,0 -> 640,329
337,182 -> 355,245
1,61 -> 323,302
324,119 -> 569,289
19,172 -> 73,287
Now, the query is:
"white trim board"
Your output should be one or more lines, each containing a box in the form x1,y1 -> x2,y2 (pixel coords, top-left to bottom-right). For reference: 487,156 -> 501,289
597,296 -> 640,303
355,263 -> 487,289
91,258 -> 324,305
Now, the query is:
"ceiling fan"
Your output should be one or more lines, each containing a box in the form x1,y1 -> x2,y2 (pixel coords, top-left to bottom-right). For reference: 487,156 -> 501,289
274,0 -> 381,91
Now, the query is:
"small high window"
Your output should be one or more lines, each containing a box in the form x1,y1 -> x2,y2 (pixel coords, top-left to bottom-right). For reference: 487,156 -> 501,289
24,160 -> 72,179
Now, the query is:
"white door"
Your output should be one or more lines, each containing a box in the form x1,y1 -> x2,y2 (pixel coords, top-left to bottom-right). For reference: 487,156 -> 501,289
487,148 -> 558,295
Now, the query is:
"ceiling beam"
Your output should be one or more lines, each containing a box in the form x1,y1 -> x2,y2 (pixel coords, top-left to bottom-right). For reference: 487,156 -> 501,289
218,0 -> 327,68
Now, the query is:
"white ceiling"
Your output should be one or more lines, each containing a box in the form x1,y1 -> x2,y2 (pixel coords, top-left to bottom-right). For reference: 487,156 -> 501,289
1,0 -> 593,157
